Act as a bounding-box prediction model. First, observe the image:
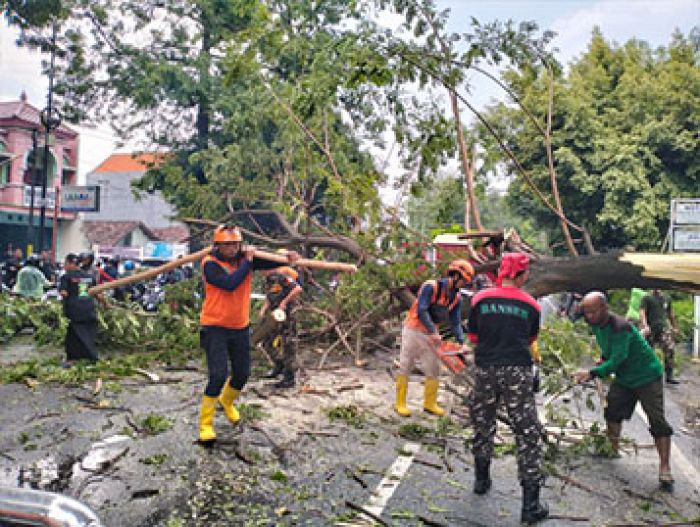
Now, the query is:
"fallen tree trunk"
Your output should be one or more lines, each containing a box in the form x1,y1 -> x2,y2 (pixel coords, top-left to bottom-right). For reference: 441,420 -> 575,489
525,252 -> 700,297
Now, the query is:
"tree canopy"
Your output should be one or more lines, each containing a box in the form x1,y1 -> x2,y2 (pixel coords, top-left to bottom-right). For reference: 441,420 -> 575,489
475,28 -> 700,252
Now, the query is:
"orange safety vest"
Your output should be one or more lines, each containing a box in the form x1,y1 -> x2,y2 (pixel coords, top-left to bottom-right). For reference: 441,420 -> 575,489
404,279 -> 460,334
200,254 -> 252,329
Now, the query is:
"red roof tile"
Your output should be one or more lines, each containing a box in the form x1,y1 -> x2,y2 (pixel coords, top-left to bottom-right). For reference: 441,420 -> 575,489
151,225 -> 190,243
83,221 -> 158,246
92,153 -> 164,173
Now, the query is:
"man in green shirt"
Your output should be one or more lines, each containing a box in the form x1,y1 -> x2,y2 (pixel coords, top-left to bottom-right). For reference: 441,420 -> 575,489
640,289 -> 679,384
573,292 -> 674,488
13,255 -> 50,299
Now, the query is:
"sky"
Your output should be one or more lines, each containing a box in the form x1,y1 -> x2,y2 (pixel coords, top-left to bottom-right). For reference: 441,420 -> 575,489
0,0 -> 697,184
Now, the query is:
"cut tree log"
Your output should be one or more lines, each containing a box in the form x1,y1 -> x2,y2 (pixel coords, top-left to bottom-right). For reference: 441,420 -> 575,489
88,246 -> 356,295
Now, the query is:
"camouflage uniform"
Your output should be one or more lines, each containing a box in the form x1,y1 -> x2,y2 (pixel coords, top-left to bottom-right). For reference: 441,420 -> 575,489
647,327 -> 675,373
469,365 -> 543,482
262,271 -> 300,377
640,292 -> 676,377
262,308 -> 298,373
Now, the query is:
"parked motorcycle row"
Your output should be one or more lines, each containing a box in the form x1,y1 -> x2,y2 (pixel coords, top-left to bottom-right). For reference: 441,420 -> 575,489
1,256 -> 194,312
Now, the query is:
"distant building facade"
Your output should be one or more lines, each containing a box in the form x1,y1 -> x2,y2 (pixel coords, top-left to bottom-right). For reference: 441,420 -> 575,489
0,92 -> 79,256
83,153 -> 180,228
60,153 -> 189,258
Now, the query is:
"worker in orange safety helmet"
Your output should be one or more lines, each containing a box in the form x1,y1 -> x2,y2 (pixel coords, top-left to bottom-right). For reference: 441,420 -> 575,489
197,225 -> 299,444
258,250 -> 303,389
395,259 -> 474,418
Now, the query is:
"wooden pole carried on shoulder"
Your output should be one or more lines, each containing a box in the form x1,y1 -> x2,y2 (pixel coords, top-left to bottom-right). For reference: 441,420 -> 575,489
88,246 -> 357,296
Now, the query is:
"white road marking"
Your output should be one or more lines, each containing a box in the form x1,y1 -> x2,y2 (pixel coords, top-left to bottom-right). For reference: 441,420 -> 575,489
359,441 -> 421,522
634,406 -> 700,486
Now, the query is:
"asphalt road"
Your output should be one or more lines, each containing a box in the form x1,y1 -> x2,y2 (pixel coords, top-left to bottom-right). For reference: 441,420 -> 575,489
0,340 -> 698,526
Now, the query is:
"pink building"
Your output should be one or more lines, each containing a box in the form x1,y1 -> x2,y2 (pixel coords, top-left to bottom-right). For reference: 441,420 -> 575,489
0,92 -> 79,256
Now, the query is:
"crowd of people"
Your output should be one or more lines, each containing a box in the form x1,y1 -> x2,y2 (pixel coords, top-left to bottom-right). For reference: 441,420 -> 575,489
2,230 -> 685,524
191,226 -> 683,525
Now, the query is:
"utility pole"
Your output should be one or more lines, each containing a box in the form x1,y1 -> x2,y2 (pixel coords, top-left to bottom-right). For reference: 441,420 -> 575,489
39,21 -> 60,254
26,129 -> 39,256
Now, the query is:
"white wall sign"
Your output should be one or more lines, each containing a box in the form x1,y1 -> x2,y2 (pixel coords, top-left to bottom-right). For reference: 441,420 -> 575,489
23,186 -> 55,208
61,185 -> 100,212
674,199 -> 700,225
672,228 -> 700,252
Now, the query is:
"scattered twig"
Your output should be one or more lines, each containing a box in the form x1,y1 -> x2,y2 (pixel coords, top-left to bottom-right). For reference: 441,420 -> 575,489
344,500 -> 388,526
234,447 -> 256,465
82,447 -> 130,474
547,515 -> 590,522
162,365 -> 203,372
299,386 -> 331,396
416,515 -> 448,527
344,466 -> 368,489
365,338 -> 396,354
299,430 -> 340,437
0,451 -> 16,462
93,377 -> 103,396
134,368 -> 160,382
25,411 -> 61,423
131,488 -> 159,500
442,446 -> 454,472
125,414 -> 142,434
413,457 -> 444,470
336,383 -> 364,393
606,523 -> 698,527
549,469 -> 612,501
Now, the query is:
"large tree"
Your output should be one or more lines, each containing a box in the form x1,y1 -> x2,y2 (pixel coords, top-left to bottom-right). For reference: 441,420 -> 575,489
475,28 -> 700,252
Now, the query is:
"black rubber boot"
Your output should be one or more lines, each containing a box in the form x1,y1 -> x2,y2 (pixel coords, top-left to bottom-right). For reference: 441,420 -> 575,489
665,368 -> 680,385
264,361 -> 284,379
274,370 -> 295,389
521,479 -> 549,524
473,457 -> 492,495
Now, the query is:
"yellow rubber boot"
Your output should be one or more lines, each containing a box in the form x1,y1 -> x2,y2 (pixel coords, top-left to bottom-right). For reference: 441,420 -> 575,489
423,377 -> 445,416
218,381 -> 241,424
394,374 -> 411,417
198,395 -> 218,443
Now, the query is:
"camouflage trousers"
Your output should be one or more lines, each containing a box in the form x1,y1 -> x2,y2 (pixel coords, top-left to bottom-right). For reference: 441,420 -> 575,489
647,327 -> 675,370
469,365 -> 543,482
262,312 -> 298,374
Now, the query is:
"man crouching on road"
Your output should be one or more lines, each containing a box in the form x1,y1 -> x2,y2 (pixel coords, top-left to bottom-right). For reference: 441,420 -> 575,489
572,291 -> 674,488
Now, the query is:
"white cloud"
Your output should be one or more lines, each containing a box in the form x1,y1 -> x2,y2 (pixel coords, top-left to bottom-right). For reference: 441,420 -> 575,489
0,26 -> 47,102
551,0 -> 699,64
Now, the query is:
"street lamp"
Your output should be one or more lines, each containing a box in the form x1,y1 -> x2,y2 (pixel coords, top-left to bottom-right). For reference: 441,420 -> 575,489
38,21 -> 61,254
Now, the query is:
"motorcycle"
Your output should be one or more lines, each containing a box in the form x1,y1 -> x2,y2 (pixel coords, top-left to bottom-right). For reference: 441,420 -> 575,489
140,280 -> 166,312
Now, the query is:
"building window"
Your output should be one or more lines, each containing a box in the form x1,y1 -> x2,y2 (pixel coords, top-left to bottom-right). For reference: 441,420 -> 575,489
0,142 -> 9,184
24,148 -> 57,187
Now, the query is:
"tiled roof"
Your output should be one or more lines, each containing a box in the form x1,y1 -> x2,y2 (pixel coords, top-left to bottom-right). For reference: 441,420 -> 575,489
151,225 -> 190,243
0,98 -> 77,136
92,153 -> 164,173
83,220 -> 159,246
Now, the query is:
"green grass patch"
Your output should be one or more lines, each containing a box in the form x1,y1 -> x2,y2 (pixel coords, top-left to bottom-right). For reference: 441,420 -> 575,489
270,470 -> 288,483
398,422 -> 432,440
139,413 -> 173,435
494,442 -> 517,457
390,509 -> 415,519
141,453 -> 169,466
325,404 -> 366,428
238,403 -> 269,422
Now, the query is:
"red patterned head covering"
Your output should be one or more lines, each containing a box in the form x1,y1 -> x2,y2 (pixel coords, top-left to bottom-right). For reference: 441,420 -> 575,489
497,252 -> 530,286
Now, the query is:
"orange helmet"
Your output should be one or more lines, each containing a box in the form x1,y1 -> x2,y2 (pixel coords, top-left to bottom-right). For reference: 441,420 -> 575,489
213,225 -> 242,243
448,259 -> 475,282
